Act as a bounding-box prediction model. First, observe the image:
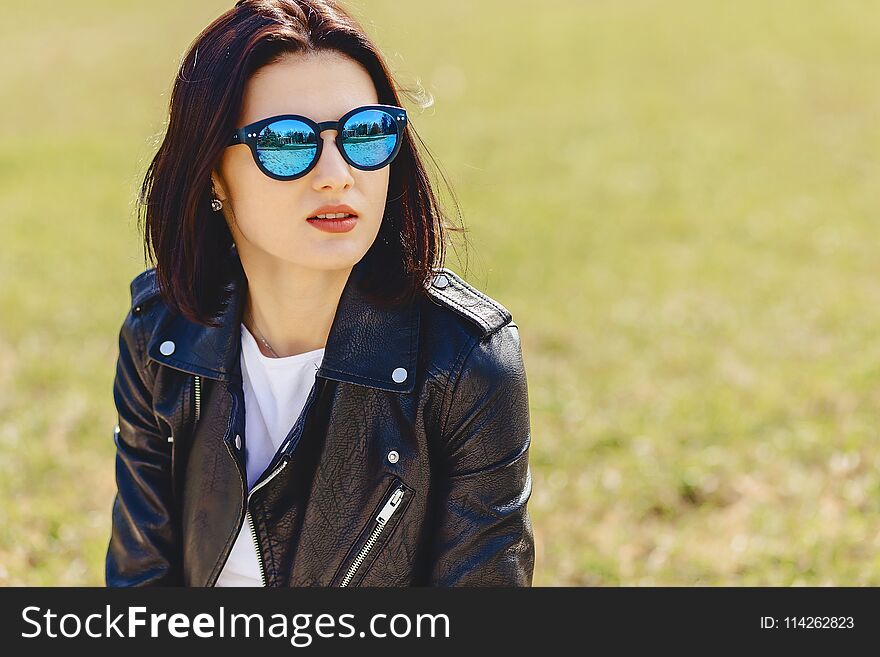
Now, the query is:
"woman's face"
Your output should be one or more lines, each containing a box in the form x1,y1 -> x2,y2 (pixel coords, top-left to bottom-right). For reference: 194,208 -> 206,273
211,50 -> 389,272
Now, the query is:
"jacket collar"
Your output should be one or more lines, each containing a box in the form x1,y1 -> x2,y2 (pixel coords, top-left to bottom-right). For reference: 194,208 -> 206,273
146,247 -> 421,394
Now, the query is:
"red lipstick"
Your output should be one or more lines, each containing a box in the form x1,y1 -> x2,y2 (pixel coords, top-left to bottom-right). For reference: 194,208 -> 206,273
305,203 -> 359,233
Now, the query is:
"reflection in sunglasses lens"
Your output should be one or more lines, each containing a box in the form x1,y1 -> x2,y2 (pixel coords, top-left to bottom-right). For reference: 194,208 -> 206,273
256,118 -> 317,177
341,109 -> 398,168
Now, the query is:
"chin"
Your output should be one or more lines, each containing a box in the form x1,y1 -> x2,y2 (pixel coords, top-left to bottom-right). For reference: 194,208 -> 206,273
283,248 -> 369,272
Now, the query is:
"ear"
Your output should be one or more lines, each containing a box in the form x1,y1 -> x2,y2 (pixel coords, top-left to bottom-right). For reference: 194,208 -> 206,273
210,170 -> 229,201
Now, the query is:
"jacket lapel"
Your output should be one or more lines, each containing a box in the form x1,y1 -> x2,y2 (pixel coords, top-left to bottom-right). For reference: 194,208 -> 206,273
146,248 -> 421,394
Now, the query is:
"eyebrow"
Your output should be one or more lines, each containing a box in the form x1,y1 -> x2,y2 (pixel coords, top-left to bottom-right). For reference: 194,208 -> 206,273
252,105 -> 374,122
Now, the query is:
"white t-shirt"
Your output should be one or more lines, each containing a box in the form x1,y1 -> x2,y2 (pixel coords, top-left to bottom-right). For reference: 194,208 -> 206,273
214,323 -> 325,587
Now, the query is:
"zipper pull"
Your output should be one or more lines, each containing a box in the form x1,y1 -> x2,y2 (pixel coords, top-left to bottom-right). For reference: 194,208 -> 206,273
376,487 -> 405,524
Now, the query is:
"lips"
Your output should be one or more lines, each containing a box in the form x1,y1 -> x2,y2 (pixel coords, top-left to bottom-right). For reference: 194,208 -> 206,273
306,203 -> 359,220
306,215 -> 358,233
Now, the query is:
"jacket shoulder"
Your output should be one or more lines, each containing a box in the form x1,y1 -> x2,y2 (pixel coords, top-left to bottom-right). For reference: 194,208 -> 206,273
424,268 -> 513,337
129,266 -> 161,311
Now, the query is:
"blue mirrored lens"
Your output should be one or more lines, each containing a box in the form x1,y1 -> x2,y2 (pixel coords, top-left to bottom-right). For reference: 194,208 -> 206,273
255,119 -> 317,177
341,109 -> 398,167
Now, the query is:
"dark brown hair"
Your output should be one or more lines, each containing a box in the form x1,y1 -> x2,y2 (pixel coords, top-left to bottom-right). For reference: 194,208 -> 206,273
137,0 -> 466,327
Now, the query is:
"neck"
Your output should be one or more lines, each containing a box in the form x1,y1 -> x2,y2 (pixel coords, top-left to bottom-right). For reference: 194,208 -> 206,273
239,252 -> 351,358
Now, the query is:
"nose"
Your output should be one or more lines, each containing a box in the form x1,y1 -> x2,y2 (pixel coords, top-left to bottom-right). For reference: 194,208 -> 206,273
310,128 -> 354,190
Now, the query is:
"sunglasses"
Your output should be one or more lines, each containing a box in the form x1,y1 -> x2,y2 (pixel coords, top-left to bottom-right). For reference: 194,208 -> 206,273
228,104 -> 407,181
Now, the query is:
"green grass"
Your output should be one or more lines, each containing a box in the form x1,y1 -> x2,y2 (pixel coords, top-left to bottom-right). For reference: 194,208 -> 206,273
1,0 -> 879,585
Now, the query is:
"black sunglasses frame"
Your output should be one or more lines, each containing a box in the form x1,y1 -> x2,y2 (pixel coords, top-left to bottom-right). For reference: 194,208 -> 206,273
228,104 -> 408,181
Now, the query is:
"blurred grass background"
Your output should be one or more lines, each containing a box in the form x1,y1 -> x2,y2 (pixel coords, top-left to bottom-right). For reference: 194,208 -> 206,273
1,0 -> 879,585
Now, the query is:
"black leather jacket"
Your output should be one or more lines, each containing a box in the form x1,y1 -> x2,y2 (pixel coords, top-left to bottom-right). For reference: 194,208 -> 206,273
105,247 -> 534,586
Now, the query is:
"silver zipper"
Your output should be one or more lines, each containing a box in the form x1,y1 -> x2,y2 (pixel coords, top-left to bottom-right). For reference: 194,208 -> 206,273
339,486 -> 406,587
213,377 -> 320,587
246,458 -> 289,587
243,380 -> 319,586
193,375 -> 201,423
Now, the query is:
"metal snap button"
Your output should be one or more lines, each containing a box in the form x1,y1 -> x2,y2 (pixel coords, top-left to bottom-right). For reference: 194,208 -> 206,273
433,273 -> 449,289
392,367 -> 407,383
234,434 -> 242,450
159,340 -> 175,356
133,305 -> 142,314
387,450 -> 399,464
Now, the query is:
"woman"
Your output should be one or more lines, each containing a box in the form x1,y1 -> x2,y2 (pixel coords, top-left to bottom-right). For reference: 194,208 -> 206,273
106,0 -> 534,587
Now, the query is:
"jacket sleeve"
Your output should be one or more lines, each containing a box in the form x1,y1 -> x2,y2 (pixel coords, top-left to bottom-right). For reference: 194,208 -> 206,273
428,323 -> 535,586
105,306 -> 183,586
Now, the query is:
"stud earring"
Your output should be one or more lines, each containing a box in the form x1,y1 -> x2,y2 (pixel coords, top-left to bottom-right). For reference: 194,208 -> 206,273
211,197 -> 223,212
210,183 -> 223,212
